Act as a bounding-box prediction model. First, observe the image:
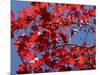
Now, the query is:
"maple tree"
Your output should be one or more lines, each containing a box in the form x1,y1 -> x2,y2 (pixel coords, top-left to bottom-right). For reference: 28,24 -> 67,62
11,2 -> 96,74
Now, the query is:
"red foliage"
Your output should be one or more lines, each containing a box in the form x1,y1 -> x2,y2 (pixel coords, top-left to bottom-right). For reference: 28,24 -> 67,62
11,2 -> 96,74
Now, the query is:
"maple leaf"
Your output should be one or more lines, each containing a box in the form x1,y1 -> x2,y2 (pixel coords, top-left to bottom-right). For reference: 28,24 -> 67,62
80,5 -> 85,11
68,58 -> 75,65
88,9 -> 96,17
24,52 -> 34,60
59,31 -> 69,43
74,11 -> 82,18
70,4 -> 80,11
40,2 -> 48,8
30,32 -> 38,43
23,7 -> 33,15
77,55 -> 86,65
29,58 -> 43,68
54,5 -> 62,16
19,11 -> 26,19
40,8 -> 51,22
